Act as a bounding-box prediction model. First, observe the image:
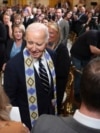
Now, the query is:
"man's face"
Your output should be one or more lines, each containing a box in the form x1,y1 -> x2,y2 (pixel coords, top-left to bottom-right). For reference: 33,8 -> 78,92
23,8 -> 29,17
56,9 -> 62,19
37,9 -> 42,15
3,14 -> 10,25
7,8 -> 13,15
26,30 -> 47,59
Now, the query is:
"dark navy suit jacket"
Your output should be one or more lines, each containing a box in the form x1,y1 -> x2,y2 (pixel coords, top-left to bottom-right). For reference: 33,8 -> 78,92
4,49 -> 56,130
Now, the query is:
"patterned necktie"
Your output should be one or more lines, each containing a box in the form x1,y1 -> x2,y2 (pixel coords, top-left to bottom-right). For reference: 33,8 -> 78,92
39,59 -> 50,92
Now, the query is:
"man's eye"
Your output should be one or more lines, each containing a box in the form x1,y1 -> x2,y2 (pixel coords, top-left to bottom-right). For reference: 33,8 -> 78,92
28,41 -> 33,45
27,41 -> 43,46
36,43 -> 42,46
35,42 -> 44,46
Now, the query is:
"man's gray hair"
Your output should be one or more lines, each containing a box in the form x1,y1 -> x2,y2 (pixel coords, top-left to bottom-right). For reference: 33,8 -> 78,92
26,22 -> 49,43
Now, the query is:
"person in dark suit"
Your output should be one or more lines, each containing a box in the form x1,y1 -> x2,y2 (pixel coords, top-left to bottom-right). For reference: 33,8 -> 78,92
2,24 -> 26,71
31,57 -> 100,133
72,6 -> 88,36
47,22 -> 70,114
47,8 -> 56,21
2,12 -> 12,42
4,22 -> 57,131
0,20 -> 7,71
23,6 -> 37,28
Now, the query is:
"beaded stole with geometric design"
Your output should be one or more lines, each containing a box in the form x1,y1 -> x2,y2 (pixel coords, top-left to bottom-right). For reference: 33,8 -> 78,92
23,48 -> 57,127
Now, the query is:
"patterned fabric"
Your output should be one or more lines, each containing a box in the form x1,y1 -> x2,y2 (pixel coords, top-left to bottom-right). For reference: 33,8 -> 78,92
23,48 -> 57,127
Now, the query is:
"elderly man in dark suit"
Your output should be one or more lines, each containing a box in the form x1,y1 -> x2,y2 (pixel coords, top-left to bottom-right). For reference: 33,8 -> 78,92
4,22 -> 57,131
31,57 -> 100,133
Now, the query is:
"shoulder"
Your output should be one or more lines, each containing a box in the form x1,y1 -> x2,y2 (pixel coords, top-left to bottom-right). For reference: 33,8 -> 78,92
0,121 -> 29,133
56,43 -> 70,61
84,30 -> 98,42
32,115 -> 62,132
7,39 -> 14,45
56,43 -> 69,52
0,21 -> 4,27
22,40 -> 26,45
22,40 -> 26,48
6,52 -> 24,68
86,30 -> 98,36
61,19 -> 69,26
31,115 -> 76,133
9,121 -> 28,131
46,48 -> 56,61
0,22 -> 6,32
46,48 -> 55,55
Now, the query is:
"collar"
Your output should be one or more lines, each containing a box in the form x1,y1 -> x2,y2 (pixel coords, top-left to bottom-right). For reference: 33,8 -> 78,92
73,110 -> 100,129
57,17 -> 63,24
32,53 -> 44,63
26,15 -> 34,19
30,15 -> 34,19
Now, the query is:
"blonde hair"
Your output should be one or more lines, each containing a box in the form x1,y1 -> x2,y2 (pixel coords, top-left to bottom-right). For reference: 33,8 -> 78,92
14,13 -> 22,23
12,24 -> 25,39
0,86 -> 11,121
48,22 -> 62,41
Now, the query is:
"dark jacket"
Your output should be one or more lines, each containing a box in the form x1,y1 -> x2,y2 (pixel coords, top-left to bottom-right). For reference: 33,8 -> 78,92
0,21 -> 7,70
23,17 -> 37,28
4,49 -> 56,130
55,43 -> 71,114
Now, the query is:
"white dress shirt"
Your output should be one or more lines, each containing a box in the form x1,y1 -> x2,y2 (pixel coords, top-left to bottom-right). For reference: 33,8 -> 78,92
57,17 -> 63,24
73,110 -> 100,129
33,54 -> 51,85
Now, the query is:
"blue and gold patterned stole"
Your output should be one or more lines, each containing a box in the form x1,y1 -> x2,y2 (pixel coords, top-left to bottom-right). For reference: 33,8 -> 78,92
23,48 -> 57,127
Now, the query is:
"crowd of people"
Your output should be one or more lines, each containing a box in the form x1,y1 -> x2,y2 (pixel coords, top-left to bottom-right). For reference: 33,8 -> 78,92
0,1 -> 100,132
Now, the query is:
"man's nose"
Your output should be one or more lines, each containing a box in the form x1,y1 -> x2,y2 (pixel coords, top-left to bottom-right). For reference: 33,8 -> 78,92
32,44 -> 36,51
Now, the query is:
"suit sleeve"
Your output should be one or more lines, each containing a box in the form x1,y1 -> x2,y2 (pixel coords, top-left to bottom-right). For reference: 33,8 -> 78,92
31,115 -> 56,133
62,20 -> 69,44
65,20 -> 70,40
55,44 -> 71,79
4,60 -> 18,106
0,21 -> 7,43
